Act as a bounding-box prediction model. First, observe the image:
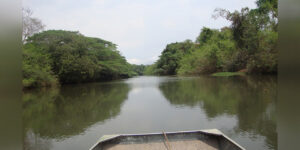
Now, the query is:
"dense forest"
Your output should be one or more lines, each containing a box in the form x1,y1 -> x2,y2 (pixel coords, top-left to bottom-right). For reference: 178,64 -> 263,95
22,30 -> 144,88
145,0 -> 278,75
23,0 -> 277,88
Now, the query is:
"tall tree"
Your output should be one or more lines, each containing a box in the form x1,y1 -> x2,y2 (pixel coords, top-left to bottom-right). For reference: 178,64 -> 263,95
156,40 -> 194,75
23,30 -> 135,88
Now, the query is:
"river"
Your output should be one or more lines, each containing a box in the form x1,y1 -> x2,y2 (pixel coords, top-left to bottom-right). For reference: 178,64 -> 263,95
23,75 -> 277,150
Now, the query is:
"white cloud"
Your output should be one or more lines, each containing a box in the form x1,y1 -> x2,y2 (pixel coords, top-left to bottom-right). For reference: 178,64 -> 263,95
128,58 -> 141,64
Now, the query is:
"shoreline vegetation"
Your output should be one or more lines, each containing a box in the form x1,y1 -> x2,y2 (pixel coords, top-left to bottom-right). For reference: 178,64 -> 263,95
23,0 -> 277,89
144,0 -> 278,76
22,30 -> 146,89
211,72 -> 246,77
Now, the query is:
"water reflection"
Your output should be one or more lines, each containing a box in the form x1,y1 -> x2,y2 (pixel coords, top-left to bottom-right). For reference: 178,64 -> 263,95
23,76 -> 277,150
23,82 -> 130,147
159,76 -> 277,149
24,130 -> 52,150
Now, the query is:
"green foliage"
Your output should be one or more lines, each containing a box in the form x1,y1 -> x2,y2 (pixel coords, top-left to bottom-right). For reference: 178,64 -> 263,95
178,45 -> 217,75
247,29 -> 278,73
131,64 -> 146,76
151,0 -> 278,76
23,30 -> 134,88
22,44 -> 58,88
211,72 -> 245,77
144,64 -> 158,75
195,27 -> 217,44
178,28 -> 238,75
153,40 -> 194,75
256,0 -> 278,17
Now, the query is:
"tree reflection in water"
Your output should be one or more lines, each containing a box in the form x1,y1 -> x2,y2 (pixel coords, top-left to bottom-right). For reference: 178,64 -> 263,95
159,76 -> 277,150
23,82 -> 130,146
23,76 -> 277,150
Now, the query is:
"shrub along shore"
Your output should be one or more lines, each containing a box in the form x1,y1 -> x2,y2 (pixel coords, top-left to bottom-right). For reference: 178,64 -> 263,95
22,30 -> 145,89
144,0 -> 277,76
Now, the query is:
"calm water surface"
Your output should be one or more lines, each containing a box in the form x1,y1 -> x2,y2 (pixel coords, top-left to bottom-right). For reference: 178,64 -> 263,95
23,76 -> 277,150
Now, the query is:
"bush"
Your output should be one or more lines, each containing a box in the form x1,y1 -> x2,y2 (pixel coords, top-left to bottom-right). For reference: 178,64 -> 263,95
23,30 -> 134,88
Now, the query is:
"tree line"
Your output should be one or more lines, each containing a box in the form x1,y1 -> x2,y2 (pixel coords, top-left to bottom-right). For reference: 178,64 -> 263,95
22,9 -> 144,88
145,0 -> 278,76
23,0 -> 277,88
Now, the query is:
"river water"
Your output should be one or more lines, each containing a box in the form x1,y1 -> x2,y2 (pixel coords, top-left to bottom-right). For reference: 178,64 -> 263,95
23,75 -> 277,150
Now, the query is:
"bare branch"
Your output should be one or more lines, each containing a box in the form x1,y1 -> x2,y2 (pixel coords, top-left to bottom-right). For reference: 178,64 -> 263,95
212,8 -> 230,20
22,8 -> 45,43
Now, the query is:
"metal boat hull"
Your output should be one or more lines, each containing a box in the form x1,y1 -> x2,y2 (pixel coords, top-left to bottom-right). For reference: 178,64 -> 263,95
90,129 -> 245,150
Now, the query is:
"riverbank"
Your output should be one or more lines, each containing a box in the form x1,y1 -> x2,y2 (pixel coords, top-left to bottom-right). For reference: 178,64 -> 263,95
211,72 -> 246,77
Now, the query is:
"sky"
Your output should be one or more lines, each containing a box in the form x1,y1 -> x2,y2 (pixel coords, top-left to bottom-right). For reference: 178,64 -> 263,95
23,0 -> 257,65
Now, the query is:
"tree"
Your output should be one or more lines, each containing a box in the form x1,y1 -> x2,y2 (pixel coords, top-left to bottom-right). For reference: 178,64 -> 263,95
211,0 -> 278,73
22,8 -> 45,43
131,64 -> 146,76
22,43 -> 58,88
196,27 -> 216,44
178,27 -> 237,75
155,40 -> 194,75
153,0 -> 278,75
256,0 -> 278,17
23,30 -> 135,88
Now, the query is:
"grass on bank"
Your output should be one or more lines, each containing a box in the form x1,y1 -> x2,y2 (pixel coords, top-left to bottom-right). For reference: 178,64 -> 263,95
211,72 -> 246,77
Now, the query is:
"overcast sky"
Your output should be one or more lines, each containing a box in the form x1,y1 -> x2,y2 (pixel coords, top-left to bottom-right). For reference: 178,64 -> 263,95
23,0 -> 257,65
